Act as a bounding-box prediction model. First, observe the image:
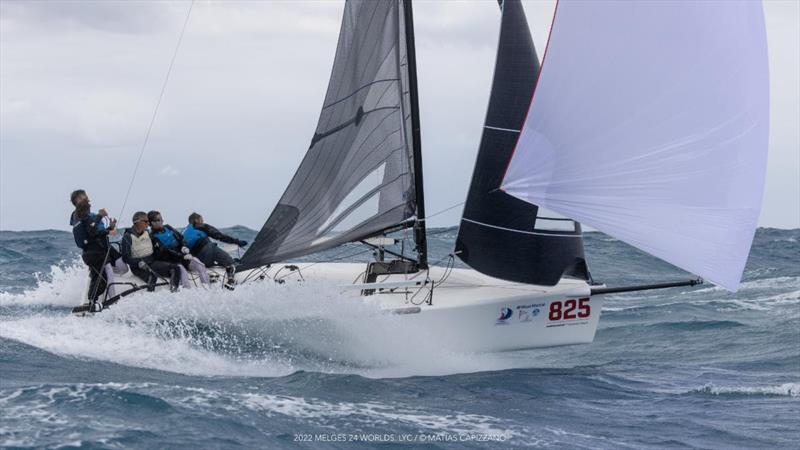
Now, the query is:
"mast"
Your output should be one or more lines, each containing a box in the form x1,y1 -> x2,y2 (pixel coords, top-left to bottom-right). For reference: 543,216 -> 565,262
402,0 -> 428,269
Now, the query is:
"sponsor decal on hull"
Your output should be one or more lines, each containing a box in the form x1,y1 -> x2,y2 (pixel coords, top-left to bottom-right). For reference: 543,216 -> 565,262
495,307 -> 513,325
517,303 -> 544,322
494,298 -> 592,327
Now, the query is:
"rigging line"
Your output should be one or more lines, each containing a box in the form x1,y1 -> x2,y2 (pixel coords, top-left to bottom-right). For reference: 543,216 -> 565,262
417,202 -> 465,221
117,0 -> 194,220
426,227 -> 456,237
274,247 -> 373,281
93,0 -> 192,302
406,251 -> 453,280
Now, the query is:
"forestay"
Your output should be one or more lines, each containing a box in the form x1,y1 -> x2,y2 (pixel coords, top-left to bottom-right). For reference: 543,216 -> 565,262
239,0 -> 418,271
501,1 -> 769,291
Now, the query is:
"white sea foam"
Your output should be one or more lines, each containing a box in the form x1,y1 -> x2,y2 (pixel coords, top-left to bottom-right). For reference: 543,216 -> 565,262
240,392 -> 518,436
0,313 -> 299,377
0,267 -> 513,378
0,261 -> 88,307
693,383 -> 800,397
171,385 -> 522,438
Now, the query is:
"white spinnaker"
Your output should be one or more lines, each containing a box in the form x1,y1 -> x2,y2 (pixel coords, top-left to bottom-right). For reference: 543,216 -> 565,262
501,1 -> 769,291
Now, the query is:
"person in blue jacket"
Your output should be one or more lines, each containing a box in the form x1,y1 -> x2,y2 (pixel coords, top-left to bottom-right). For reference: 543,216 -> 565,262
183,212 -> 247,289
69,189 -> 128,310
147,210 -> 208,287
120,211 -> 181,292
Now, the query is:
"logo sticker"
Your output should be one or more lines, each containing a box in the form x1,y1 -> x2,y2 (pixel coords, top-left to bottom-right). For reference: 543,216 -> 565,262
517,303 -> 544,323
496,307 -> 513,324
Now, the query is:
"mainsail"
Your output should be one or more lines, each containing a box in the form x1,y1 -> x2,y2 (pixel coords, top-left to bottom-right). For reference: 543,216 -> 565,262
455,0 -> 589,286
239,0 -> 423,271
501,1 -> 769,291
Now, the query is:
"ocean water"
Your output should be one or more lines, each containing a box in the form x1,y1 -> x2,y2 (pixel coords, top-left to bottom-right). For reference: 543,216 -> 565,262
0,227 -> 798,448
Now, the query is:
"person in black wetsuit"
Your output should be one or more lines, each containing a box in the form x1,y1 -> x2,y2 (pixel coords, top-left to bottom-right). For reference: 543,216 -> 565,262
182,212 -> 248,289
69,189 -> 127,310
120,211 -> 181,292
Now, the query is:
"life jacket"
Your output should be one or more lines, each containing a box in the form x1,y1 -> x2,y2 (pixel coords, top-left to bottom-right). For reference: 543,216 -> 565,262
129,230 -> 154,259
71,212 -> 106,250
152,226 -> 180,250
182,223 -> 208,251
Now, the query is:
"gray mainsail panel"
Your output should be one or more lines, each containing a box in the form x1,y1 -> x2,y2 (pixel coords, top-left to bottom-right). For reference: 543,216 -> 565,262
455,0 -> 590,286
239,0 -> 416,271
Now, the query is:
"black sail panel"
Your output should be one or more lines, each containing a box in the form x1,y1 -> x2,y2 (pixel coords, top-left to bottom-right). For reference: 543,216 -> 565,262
455,0 -> 590,286
239,0 -> 417,271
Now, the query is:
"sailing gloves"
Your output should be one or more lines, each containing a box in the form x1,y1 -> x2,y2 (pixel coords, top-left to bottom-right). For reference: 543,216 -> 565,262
181,246 -> 193,260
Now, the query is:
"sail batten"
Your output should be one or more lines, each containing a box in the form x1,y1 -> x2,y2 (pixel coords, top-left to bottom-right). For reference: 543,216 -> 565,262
238,0 -> 419,271
501,1 -> 769,291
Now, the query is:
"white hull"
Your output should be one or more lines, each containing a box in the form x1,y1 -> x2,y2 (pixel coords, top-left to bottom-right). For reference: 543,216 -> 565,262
238,262 -> 603,352
85,262 -> 603,352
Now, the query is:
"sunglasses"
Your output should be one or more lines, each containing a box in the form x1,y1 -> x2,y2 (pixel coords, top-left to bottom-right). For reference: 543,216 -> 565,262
151,219 -> 163,223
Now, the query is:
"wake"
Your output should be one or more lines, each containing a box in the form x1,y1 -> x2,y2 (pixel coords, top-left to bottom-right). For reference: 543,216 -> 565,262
0,262 -> 512,378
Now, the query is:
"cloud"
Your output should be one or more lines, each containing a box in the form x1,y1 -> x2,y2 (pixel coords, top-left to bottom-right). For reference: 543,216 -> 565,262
0,1 -> 797,230
159,165 -> 180,177
0,0 -> 178,35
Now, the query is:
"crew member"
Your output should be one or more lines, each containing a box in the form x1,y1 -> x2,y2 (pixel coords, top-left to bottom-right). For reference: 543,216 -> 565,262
148,210 -> 209,287
183,212 -> 247,289
120,211 -> 181,292
69,189 -> 128,310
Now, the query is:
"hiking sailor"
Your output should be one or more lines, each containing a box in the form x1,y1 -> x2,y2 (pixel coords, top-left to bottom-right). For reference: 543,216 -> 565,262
147,210 -> 209,288
183,212 -> 247,289
69,189 -> 128,311
121,211 -> 182,292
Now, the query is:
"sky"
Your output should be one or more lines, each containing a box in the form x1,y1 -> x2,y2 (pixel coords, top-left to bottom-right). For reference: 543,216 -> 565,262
1,0 -> 798,232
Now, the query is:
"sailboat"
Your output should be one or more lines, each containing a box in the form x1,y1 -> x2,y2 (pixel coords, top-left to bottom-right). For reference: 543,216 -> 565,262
74,0 -> 769,354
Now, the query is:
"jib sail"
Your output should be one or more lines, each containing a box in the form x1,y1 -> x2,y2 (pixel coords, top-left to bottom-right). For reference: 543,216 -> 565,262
455,0 -> 590,286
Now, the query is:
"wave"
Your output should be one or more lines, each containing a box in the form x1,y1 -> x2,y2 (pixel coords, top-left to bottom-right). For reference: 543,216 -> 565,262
689,383 -> 800,398
601,276 -> 800,314
646,320 -> 745,331
0,382 -> 523,445
690,276 -> 800,294
0,260 -> 88,307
